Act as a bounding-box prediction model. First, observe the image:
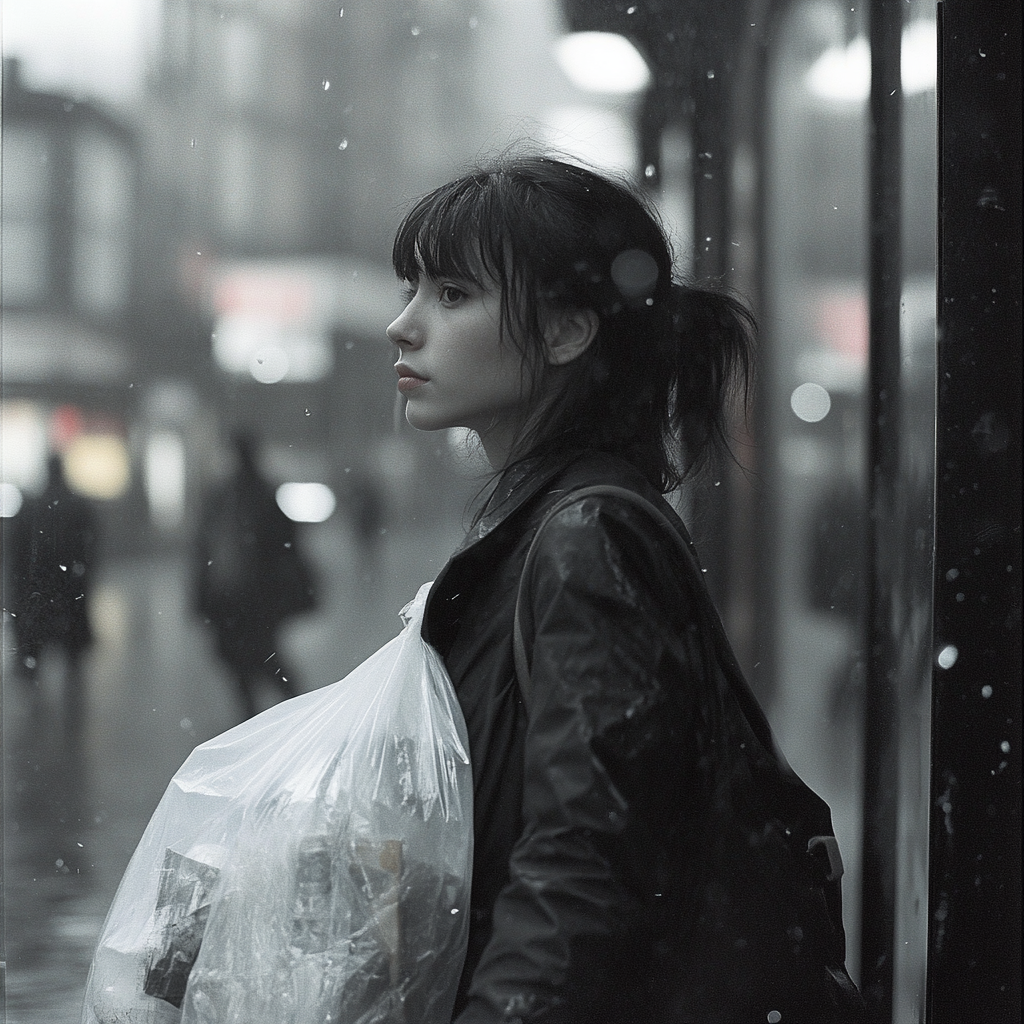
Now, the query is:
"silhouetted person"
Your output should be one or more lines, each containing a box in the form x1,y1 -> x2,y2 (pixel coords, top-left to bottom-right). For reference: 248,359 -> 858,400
193,433 -> 316,718
345,469 -> 385,571
7,453 -> 98,695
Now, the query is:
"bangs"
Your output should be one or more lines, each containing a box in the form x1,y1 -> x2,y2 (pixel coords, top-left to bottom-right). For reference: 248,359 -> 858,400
391,174 -> 507,288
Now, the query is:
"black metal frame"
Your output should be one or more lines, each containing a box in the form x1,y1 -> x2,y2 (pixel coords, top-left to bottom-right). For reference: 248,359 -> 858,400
929,1 -> 1022,1018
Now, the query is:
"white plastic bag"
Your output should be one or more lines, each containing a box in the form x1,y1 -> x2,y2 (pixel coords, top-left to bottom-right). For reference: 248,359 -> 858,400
83,582 -> 472,1024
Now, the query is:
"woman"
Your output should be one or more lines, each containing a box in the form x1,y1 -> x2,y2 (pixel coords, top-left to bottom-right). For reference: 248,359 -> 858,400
387,155 -> 864,1023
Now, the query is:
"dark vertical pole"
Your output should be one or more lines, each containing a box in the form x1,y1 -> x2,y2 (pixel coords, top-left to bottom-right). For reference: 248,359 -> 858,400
689,64 -> 735,613
928,0 -> 1022,1018
859,1 -> 903,1019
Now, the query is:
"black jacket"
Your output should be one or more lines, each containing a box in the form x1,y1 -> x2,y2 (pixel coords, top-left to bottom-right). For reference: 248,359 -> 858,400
424,452 -> 862,1024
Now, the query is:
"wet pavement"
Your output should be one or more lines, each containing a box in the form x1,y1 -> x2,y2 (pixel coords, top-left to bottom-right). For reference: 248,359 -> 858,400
2,513 -> 465,1024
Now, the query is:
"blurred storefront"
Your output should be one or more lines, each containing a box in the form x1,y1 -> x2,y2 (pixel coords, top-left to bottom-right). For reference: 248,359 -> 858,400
1,58 -> 146,554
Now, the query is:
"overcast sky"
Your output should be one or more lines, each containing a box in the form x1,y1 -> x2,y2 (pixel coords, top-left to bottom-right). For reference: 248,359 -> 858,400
2,0 -> 160,105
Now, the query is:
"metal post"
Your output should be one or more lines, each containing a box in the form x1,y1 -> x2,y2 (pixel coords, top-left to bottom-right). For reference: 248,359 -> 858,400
859,0 -> 903,1018
928,0 -> 1023,1017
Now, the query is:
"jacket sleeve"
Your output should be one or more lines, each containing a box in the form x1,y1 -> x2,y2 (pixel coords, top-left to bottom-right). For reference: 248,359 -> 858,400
455,495 -> 709,1024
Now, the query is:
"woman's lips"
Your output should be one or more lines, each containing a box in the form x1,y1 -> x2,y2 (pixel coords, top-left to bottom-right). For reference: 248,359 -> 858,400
396,366 -> 428,393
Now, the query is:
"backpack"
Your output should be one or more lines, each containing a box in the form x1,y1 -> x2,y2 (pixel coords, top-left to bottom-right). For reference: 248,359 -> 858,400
513,485 -> 867,1022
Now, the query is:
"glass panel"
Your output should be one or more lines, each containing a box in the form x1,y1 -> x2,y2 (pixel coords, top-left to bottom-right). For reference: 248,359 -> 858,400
2,1 -> 937,1019
763,0 -> 936,1015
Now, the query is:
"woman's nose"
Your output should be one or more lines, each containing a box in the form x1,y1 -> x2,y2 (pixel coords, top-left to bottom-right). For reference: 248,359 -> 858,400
386,309 -> 420,348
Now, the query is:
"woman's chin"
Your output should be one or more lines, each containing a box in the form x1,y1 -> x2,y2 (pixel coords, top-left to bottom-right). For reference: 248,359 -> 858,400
404,406 -> 452,433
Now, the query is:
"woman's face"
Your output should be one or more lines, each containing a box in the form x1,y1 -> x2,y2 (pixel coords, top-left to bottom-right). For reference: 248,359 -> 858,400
386,271 -> 530,466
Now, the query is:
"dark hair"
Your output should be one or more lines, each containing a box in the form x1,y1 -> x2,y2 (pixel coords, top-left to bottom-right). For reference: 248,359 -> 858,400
392,154 -> 755,490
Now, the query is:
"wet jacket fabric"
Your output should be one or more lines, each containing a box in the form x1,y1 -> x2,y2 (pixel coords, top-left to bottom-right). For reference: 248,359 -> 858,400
424,452 -> 862,1024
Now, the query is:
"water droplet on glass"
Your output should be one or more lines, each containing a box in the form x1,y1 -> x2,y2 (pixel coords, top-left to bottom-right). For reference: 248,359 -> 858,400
304,408 -> 312,416
322,78 -> 331,90
1000,740 -> 1011,753
626,5 -> 637,12
981,685 -> 993,698
190,138 -> 196,148
411,25 -> 421,36
339,7 -> 343,14
937,644 -> 958,669
706,69 -> 716,79
790,382 -> 831,423
338,138 -> 348,150
644,163 -> 656,178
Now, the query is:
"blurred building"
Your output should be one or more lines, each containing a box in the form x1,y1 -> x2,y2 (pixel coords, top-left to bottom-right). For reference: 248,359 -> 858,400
128,0 -> 605,532
1,57 -> 143,547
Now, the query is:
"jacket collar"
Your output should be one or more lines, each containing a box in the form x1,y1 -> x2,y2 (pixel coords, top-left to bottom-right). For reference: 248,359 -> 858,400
448,451 -> 589,558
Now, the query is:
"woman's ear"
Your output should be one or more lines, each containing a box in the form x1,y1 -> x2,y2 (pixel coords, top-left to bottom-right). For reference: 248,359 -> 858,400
544,308 -> 599,366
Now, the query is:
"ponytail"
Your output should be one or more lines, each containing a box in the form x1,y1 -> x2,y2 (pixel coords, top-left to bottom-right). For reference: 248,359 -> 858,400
667,283 -> 756,483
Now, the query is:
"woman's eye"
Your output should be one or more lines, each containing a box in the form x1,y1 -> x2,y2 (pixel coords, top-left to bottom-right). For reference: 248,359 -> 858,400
438,284 -> 466,305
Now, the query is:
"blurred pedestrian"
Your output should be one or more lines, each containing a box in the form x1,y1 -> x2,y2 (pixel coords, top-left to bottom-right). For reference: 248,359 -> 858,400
7,452 -> 98,695
344,468 -> 385,569
193,431 -> 317,718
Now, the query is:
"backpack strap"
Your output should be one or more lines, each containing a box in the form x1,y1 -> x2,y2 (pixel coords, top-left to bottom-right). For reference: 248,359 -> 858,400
512,484 -> 782,766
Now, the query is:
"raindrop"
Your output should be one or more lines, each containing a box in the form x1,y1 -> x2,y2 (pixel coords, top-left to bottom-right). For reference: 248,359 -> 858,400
322,78 -> 331,90
768,1012 -> 782,1024
450,907 -> 460,914
937,644 -> 958,669
180,717 -> 193,731
339,7 -> 343,14
1000,740 -> 1010,753
644,163 -> 656,178
411,25 -> 421,36
610,248 -> 658,298
190,138 -> 197,148
946,567 -> 959,581
706,69 -> 715,79
627,4 -> 637,11
304,408 -> 312,416
981,685 -> 993,698
790,382 -> 831,423
338,138 -> 349,150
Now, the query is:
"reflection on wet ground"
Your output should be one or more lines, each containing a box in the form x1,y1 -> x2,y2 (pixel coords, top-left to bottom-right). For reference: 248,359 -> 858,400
2,516 -> 463,1023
